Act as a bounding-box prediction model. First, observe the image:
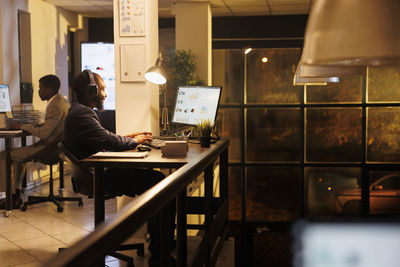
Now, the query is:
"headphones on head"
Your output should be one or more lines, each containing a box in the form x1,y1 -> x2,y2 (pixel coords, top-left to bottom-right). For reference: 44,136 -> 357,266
84,69 -> 98,96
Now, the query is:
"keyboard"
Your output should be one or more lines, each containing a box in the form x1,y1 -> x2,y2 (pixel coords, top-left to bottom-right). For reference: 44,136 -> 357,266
142,138 -> 165,149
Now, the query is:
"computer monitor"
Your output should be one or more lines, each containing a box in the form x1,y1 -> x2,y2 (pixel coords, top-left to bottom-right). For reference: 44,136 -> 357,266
171,86 -> 222,126
0,84 -> 11,113
292,221 -> 400,267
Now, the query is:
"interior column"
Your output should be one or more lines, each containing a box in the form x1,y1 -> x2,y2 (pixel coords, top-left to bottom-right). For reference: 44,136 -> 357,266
173,2 -> 212,85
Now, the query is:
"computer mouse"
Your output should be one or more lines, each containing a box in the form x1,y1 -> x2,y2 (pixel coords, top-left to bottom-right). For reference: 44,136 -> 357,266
137,145 -> 152,152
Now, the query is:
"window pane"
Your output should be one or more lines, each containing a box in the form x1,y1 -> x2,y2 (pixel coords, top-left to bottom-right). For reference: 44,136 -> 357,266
246,48 -> 302,104
305,167 -> 361,217
306,76 -> 363,103
367,107 -> 400,162
246,108 -> 302,162
368,65 -> 400,102
369,171 -> 400,215
212,49 -> 243,104
306,108 -> 362,162
229,167 -> 242,221
217,108 -> 241,163
246,167 -> 301,221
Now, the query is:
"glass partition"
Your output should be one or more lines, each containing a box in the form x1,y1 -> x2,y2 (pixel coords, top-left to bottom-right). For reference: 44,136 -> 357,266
306,108 -> 362,162
246,48 -> 302,104
246,167 -> 301,221
246,108 -> 302,162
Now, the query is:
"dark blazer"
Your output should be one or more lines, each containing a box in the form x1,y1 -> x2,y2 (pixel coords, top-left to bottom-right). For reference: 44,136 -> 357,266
63,103 -> 138,195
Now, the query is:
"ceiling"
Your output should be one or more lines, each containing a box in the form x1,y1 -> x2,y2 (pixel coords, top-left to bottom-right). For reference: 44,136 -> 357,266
43,0 -> 313,18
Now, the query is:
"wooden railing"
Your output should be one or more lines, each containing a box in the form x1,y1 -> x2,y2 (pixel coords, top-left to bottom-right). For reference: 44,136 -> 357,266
43,137 -> 230,267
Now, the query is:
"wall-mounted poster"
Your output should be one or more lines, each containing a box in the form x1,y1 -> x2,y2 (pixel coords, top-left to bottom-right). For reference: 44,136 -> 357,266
119,0 -> 145,37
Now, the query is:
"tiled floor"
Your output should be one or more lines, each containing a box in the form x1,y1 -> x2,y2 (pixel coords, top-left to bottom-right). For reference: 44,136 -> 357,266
0,176 -> 234,267
0,177 -> 126,267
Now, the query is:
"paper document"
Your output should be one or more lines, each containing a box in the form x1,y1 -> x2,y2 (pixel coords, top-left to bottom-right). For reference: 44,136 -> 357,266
92,151 -> 149,158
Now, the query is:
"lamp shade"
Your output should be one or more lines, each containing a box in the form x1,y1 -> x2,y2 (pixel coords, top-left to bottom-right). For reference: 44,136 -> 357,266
302,0 -> 400,66
145,55 -> 167,85
299,64 -> 366,78
293,63 -> 339,86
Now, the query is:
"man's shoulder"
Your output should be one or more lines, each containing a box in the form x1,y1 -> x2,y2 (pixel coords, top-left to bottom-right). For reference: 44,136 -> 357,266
68,103 -> 96,117
50,94 -> 69,108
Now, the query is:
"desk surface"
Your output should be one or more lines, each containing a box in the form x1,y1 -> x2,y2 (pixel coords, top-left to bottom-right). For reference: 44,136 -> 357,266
80,142 -> 211,169
0,130 -> 23,137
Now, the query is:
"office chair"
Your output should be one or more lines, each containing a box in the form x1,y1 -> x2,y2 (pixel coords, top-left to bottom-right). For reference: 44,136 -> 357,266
58,141 -> 145,266
20,138 -> 83,212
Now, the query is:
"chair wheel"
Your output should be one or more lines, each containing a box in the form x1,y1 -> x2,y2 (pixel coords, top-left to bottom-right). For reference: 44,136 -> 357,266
137,247 -> 144,256
57,206 -> 64,212
78,200 -> 83,207
21,204 -> 27,212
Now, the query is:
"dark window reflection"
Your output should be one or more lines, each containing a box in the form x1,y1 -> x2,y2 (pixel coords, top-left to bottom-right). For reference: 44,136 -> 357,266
229,167 -> 242,221
305,167 -> 361,217
306,108 -> 362,162
368,65 -> 400,102
246,108 -> 302,162
212,49 -> 243,104
217,108 -> 241,162
246,167 -> 301,221
306,76 -> 363,103
367,107 -> 400,162
369,171 -> 400,215
246,48 -> 302,104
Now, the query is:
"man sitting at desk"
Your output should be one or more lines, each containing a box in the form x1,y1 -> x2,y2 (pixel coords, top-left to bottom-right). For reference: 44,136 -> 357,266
64,70 -> 166,266
0,74 -> 69,205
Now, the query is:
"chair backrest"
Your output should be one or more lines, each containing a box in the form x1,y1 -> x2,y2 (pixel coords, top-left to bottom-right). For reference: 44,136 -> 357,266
58,141 -> 94,196
57,141 -> 84,169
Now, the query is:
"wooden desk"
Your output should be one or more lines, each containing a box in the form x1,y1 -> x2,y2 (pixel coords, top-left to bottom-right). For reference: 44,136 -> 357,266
0,130 -> 27,217
80,142 -> 209,226
44,138 -> 229,267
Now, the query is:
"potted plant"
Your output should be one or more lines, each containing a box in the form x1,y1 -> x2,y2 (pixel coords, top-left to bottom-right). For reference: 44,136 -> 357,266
194,119 -> 213,148
163,50 -> 204,134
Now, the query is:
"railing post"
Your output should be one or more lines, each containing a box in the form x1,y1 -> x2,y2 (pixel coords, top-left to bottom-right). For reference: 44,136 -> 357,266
94,167 -> 105,266
160,204 -> 172,267
94,167 -> 105,227
219,148 -> 228,205
204,163 -> 214,267
177,190 -> 187,267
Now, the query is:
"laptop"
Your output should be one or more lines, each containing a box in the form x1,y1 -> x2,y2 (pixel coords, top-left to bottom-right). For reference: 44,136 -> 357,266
292,220 -> 400,267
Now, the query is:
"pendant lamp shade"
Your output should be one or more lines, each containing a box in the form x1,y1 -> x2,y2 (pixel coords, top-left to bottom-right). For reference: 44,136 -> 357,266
302,0 -> 400,66
299,64 -> 366,78
293,63 -> 339,86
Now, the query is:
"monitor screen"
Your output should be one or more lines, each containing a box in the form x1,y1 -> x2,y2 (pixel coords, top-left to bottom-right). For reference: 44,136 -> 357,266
171,86 -> 222,126
81,42 -> 115,110
0,84 -> 11,113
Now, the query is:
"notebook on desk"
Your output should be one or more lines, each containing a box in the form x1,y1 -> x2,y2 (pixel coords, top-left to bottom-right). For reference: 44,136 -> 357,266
92,151 -> 149,158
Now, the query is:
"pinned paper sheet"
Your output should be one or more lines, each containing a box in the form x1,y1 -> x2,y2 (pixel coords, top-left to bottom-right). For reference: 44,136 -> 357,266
120,44 -> 146,82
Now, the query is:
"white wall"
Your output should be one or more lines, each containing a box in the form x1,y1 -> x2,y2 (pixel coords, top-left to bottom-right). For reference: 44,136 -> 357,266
29,0 -> 81,112
113,0 -> 159,135
0,0 -> 29,102
0,0 -> 29,152
0,0 -> 85,152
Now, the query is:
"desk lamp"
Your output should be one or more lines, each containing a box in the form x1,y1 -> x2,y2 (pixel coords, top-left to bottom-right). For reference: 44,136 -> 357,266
145,53 -> 168,135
